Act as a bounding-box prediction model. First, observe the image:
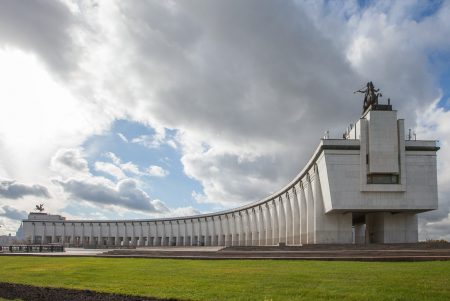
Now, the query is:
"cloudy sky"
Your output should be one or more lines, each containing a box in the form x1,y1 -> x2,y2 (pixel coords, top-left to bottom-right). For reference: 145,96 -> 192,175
0,0 -> 449,240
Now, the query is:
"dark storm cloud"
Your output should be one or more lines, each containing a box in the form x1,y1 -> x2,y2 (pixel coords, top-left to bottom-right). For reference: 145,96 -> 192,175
119,0 -> 361,142
0,0 -> 77,73
53,178 -> 169,213
102,0 -> 364,203
0,179 -> 50,199
0,205 -> 27,221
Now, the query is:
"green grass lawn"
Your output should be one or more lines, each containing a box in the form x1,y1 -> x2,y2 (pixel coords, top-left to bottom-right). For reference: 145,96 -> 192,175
0,256 -> 449,301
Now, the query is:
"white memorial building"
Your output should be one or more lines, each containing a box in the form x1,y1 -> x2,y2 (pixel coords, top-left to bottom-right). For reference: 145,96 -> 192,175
21,88 -> 439,246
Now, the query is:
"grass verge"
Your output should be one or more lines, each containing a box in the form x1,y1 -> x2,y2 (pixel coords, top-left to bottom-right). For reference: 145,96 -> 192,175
0,256 -> 449,301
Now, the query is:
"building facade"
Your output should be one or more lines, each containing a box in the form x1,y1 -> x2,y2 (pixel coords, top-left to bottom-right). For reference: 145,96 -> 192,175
21,105 -> 439,247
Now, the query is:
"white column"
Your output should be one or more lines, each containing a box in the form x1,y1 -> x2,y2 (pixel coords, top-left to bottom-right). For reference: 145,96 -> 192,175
183,220 -> 188,246
218,216 -> 225,246
113,223 -> 119,246
31,222 -> 35,244
258,206 -> 265,246
52,222 -> 56,244
163,221 -> 167,246
198,218 -> 203,246
90,223 -> 95,246
211,216 -> 217,246
225,214 -> 231,246
107,223 -> 111,246
80,223 -> 84,246
306,174 -> 315,244
190,219 -> 195,246
291,187 -> 301,245
230,214 -> 237,246
148,222 -> 152,246
62,223 -> 66,245
272,200 -> 279,245
139,222 -> 144,246
205,217 -> 210,246
155,222 -> 160,246
234,213 -> 239,246
264,204 -> 271,245
245,209 -> 252,246
239,212 -> 245,246
278,197 -> 286,244
176,220 -> 180,246
169,221 -> 174,246
97,223 -> 102,246
123,222 -> 126,246
71,223 -> 76,246
131,222 -> 136,246
284,192 -> 293,245
299,182 -> 307,244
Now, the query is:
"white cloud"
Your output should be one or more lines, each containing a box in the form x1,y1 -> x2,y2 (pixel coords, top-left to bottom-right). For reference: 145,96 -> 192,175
0,179 -> 50,200
105,152 -> 121,166
146,165 -> 169,178
120,162 -> 141,175
131,130 -> 167,149
165,206 -> 201,218
117,132 -> 128,143
192,190 -> 208,204
94,162 -> 126,180
51,148 -> 89,175
413,101 -> 450,239
103,152 -> 143,176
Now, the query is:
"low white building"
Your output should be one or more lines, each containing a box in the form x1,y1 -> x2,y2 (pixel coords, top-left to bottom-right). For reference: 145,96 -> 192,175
20,104 -> 439,247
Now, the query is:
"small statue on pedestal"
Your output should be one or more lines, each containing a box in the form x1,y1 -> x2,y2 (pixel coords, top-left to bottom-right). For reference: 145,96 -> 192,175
354,81 -> 382,113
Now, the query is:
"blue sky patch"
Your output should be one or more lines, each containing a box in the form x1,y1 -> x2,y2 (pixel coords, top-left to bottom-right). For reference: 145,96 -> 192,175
80,120 -> 217,216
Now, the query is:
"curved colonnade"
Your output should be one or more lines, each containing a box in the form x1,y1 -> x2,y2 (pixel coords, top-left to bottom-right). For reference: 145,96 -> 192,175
29,145 -> 326,247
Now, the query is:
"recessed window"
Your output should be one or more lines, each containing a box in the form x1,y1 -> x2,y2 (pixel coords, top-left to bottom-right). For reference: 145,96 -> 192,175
367,174 -> 399,184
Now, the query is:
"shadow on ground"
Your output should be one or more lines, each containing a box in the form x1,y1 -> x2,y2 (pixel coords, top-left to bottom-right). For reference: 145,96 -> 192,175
0,283 -> 180,301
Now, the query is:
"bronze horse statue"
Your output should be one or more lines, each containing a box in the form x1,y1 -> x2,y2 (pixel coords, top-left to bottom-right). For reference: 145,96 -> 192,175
355,81 -> 382,112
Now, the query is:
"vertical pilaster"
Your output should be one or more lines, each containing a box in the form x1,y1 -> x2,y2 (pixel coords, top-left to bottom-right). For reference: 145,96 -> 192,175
225,215 -> 232,246
285,192 -> 293,244
107,223 -> 111,246
306,174 -> 315,244
80,223 -> 84,246
272,200 -> 279,245
139,222 -> 143,246
231,214 -> 238,246
246,209 -> 253,246
169,221 -> 173,246
62,223 -> 66,245
190,219 -> 195,246
264,204 -> 271,245
98,223 -> 102,246
183,220 -> 187,246
114,223 -> 119,246
291,187 -> 301,245
211,216 -> 217,246
218,216 -> 224,246
198,218 -> 203,246
299,182 -> 307,244
258,206 -> 265,246
205,217 -> 210,246
131,222 -> 136,246
52,222 -> 56,244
